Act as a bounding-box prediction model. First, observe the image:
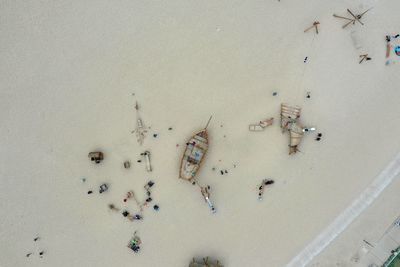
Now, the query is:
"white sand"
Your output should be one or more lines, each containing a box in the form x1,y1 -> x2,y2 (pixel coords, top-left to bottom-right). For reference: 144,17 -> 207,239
1,1 -> 400,267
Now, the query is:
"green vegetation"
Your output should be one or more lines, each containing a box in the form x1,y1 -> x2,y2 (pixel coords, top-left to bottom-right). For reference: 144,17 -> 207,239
387,254 -> 400,267
383,247 -> 400,267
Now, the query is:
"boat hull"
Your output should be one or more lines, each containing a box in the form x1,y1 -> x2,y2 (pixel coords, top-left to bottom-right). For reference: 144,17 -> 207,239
179,130 -> 208,181
281,103 -> 303,154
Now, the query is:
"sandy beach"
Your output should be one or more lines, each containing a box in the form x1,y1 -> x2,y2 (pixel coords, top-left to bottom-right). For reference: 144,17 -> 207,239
1,0 -> 400,266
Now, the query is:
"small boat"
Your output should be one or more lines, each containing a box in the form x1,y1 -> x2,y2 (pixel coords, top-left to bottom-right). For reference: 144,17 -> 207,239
179,116 -> 212,182
280,103 -> 315,154
280,103 -> 301,132
190,257 -> 223,267
288,122 -> 304,154
281,103 -> 303,154
248,117 -> 274,132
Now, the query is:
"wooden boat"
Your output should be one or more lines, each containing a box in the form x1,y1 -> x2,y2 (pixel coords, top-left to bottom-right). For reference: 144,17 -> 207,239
288,122 -> 304,154
190,257 -> 223,267
280,103 -> 301,131
179,117 -> 212,182
280,103 -> 303,154
179,116 -> 217,213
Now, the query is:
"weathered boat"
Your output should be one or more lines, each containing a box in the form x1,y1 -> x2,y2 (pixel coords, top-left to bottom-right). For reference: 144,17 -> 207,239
280,103 -> 303,154
189,257 -> 223,267
179,117 -> 212,182
280,103 -> 301,131
280,103 -> 316,154
288,122 -> 304,154
179,117 -> 216,213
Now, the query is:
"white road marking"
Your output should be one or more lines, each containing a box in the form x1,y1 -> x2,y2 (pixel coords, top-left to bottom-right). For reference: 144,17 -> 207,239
286,152 -> 400,267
